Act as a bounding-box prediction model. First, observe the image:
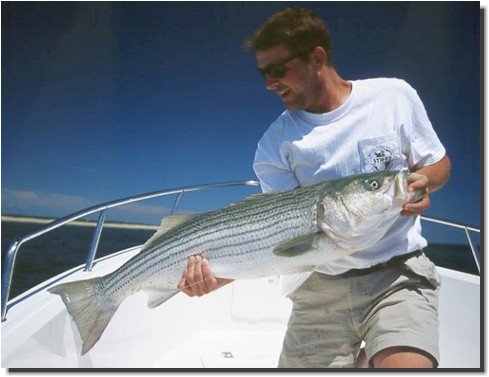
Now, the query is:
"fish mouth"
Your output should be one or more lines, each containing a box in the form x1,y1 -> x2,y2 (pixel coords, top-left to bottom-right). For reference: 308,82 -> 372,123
393,169 -> 426,206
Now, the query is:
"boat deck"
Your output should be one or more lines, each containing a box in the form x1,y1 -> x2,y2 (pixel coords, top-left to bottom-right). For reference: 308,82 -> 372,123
1,246 -> 481,368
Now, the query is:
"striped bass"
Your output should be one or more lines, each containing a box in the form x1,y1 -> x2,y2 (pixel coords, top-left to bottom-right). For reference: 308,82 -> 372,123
49,169 -> 424,355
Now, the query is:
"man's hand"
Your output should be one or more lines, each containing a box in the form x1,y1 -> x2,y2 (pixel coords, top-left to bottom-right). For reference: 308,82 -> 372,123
177,255 -> 234,297
401,156 -> 451,217
401,173 -> 430,217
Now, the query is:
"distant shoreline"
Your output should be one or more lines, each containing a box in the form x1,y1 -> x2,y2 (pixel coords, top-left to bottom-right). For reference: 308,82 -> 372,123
1,215 -> 159,230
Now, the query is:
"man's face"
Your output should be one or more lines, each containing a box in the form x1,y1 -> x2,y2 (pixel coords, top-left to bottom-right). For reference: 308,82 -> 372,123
256,45 -> 323,112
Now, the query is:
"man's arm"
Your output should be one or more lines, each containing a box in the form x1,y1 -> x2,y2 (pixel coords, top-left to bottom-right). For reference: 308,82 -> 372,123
401,155 -> 451,216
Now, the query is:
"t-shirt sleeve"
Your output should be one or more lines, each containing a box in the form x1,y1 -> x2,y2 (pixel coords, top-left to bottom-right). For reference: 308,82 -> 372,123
405,85 -> 447,170
253,123 -> 300,193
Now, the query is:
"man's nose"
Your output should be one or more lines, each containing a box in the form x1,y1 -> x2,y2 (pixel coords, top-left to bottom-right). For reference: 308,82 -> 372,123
265,75 -> 279,90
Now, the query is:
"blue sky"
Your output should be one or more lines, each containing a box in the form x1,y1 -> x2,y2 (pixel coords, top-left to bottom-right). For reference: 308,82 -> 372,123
2,2 -> 480,236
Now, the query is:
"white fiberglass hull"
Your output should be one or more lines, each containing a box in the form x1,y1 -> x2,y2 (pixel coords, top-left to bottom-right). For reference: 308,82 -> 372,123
1,245 -> 480,369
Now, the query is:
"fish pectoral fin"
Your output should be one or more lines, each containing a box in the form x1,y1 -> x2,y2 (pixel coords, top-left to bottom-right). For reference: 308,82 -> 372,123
273,233 -> 323,257
145,289 -> 179,309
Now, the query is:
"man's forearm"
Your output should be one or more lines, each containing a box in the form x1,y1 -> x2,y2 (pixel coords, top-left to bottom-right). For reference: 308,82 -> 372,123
414,155 -> 451,193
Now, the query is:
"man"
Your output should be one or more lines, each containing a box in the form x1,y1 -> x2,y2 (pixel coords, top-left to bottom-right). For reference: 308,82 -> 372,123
178,8 -> 451,368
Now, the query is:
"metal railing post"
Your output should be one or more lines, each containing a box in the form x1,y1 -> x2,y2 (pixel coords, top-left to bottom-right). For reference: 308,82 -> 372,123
170,192 -> 184,215
464,227 -> 480,273
2,240 -> 21,321
84,210 -> 107,272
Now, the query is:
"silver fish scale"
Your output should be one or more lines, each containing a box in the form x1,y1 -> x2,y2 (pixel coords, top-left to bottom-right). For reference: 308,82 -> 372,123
102,184 -> 325,294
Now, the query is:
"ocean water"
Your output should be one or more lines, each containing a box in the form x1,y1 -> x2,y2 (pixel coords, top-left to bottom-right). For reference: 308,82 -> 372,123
2,219 -> 156,299
1,219 -> 480,301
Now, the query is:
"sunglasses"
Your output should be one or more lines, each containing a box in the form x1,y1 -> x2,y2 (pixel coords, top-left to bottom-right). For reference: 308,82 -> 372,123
257,51 -> 309,79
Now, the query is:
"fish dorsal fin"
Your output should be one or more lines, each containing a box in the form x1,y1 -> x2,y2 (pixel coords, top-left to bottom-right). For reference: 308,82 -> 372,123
230,192 -> 276,207
142,214 -> 196,250
273,233 -> 323,257
160,214 -> 196,230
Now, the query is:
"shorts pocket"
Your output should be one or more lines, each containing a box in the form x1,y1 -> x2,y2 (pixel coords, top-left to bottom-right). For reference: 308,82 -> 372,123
403,252 -> 441,289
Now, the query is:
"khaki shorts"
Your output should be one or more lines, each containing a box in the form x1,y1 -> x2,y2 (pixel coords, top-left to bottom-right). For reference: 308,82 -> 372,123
278,252 -> 441,368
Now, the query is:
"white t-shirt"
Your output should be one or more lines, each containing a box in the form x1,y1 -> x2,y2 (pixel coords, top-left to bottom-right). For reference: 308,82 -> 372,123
253,78 -> 446,294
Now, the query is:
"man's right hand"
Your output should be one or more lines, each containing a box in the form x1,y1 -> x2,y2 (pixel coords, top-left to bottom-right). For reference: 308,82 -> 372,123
177,255 -> 234,297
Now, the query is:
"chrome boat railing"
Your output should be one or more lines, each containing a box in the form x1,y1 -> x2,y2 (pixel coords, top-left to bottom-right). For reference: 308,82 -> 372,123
1,179 -> 480,321
1,180 -> 260,321
420,216 -> 481,272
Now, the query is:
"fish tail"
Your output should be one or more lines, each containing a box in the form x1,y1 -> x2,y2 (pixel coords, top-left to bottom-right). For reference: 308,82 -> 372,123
48,277 -> 121,355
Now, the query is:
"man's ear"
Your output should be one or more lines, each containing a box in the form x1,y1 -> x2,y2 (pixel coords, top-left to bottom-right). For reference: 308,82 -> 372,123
311,46 -> 327,69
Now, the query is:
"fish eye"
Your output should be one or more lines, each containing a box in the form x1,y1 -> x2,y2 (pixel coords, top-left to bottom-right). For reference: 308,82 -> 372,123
364,178 -> 382,191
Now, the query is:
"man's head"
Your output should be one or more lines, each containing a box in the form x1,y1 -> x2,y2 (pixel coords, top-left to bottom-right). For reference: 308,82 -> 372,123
244,8 -> 333,67
245,8 -> 346,113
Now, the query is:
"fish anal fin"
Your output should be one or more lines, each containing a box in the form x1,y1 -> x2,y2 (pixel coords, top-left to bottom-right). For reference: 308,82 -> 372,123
145,289 -> 179,309
273,233 -> 323,257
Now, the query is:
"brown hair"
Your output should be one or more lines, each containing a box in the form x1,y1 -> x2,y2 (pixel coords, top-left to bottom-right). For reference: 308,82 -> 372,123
244,8 -> 333,66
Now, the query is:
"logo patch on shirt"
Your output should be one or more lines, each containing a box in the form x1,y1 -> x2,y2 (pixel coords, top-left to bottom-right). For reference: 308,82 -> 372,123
367,145 -> 398,171
358,135 -> 402,173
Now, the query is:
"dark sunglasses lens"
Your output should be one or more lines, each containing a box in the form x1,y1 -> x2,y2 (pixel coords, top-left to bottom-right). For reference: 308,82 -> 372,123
258,64 -> 287,78
269,65 -> 286,78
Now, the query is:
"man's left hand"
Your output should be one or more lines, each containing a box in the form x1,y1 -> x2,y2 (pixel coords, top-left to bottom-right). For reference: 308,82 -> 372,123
401,173 -> 430,217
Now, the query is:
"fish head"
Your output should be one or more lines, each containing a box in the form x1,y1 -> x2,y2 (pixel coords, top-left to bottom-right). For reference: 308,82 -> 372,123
369,168 -> 425,209
318,169 -> 425,250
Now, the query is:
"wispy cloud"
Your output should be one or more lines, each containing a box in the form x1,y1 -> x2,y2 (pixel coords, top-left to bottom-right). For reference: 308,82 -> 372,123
1,188 -> 177,224
2,189 -> 95,215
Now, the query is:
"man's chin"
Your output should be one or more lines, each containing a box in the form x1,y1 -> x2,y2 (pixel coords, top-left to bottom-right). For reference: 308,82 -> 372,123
282,101 -> 302,111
